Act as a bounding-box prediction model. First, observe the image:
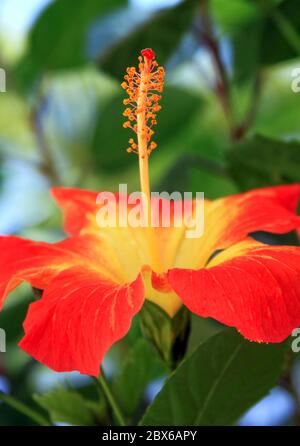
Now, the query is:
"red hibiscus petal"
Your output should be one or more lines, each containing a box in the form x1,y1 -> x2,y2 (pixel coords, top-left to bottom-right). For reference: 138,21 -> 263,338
51,187 -> 99,236
175,184 -> 300,269
169,239 -> 300,342
0,234 -> 144,374
221,184 -> 300,243
255,183 -> 300,212
19,268 -> 144,376
0,235 -> 78,308
0,234 -> 127,309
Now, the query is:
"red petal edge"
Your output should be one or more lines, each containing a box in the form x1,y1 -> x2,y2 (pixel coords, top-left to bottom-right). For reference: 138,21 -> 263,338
168,243 -> 300,343
19,269 -> 144,376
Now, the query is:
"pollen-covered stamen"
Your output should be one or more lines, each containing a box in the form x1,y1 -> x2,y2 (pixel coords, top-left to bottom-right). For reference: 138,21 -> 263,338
121,49 -> 164,273
122,49 -> 165,157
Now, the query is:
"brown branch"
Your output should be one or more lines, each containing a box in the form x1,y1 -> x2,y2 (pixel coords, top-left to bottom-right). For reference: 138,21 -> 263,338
197,0 -> 235,140
196,0 -> 262,142
234,73 -> 263,141
30,92 -> 61,185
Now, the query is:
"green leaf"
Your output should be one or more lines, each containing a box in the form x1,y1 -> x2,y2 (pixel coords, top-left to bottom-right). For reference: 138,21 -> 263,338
90,91 -> 135,172
29,0 -> 126,71
157,87 -> 202,146
211,0 -> 262,83
260,0 -> 300,66
98,0 -> 198,80
230,0 -> 300,84
187,315 -> 224,354
91,86 -> 201,172
113,339 -> 167,417
231,19 -> 263,84
153,101 -> 237,199
254,76 -> 300,138
212,0 -> 260,34
156,152 -> 232,196
227,134 -> 300,190
140,329 -> 286,426
14,0 -> 126,89
34,387 -> 98,426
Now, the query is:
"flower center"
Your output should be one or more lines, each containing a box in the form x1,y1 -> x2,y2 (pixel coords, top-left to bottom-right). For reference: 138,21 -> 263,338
122,48 -> 165,273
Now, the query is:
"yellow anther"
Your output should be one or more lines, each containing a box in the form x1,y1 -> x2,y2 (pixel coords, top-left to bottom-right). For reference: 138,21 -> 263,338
122,49 -> 164,157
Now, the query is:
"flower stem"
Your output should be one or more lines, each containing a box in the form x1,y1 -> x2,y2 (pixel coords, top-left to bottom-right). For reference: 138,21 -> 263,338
95,372 -> 126,426
0,392 -> 51,426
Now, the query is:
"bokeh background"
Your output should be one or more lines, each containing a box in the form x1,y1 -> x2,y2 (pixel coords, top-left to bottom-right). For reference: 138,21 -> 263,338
0,0 -> 300,426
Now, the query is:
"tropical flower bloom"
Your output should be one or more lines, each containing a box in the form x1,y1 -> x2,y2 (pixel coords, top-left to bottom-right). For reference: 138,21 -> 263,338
1,49 -> 300,376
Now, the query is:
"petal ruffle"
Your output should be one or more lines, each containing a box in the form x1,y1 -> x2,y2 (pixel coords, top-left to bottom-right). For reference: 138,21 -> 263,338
0,234 -> 128,309
0,234 -> 144,374
0,235 -> 78,308
174,184 -> 300,269
51,188 -> 99,235
169,239 -> 300,342
19,268 -> 144,376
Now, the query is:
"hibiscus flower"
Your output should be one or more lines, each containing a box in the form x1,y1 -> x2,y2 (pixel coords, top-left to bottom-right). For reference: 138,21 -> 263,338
1,49 -> 300,376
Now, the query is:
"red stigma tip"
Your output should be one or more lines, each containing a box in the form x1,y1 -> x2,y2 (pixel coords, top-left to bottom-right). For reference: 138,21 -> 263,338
141,48 -> 155,61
